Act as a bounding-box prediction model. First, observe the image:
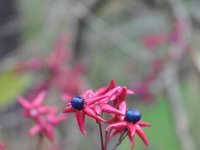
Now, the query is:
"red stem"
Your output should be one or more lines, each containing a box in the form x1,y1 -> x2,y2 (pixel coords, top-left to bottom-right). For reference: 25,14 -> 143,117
104,131 -> 109,149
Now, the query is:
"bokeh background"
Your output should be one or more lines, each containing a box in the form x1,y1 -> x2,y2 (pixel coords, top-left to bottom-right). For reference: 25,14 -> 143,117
0,0 -> 200,150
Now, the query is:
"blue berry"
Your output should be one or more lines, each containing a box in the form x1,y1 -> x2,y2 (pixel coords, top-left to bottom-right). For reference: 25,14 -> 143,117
125,108 -> 141,123
71,96 -> 84,110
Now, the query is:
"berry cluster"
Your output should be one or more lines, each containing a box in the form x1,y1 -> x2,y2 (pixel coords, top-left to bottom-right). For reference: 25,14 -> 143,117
63,80 -> 150,149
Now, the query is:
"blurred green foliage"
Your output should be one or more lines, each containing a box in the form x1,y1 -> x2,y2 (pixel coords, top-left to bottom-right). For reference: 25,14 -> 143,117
0,71 -> 28,108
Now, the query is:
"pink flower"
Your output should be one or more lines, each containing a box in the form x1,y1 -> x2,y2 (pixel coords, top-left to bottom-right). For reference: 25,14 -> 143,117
52,64 -> 85,96
0,143 -> 6,150
106,104 -> 150,149
95,80 -> 134,107
18,91 -> 56,119
95,80 -> 133,98
46,34 -> 71,73
29,113 -> 66,142
14,34 -> 70,74
14,58 -> 43,73
133,83 -> 154,102
18,91 -> 67,142
63,90 -> 108,135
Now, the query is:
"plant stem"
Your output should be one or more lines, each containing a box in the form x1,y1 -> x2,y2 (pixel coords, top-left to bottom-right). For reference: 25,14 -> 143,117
113,130 -> 128,150
97,121 -> 104,150
36,133 -> 44,150
104,130 -> 110,150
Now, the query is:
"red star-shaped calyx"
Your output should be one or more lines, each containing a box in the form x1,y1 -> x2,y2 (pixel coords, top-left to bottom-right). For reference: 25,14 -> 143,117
63,90 -> 108,135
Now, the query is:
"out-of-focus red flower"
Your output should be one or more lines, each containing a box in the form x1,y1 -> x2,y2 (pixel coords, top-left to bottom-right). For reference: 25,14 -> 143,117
0,143 -> 6,150
169,19 -> 189,60
14,34 -> 70,74
52,63 -> 85,97
14,58 -> 43,73
18,91 -> 56,119
46,34 -> 70,72
29,113 -> 66,142
18,91 -> 66,142
143,34 -> 168,49
15,33 -> 84,98
133,82 -> 154,102
106,103 -> 150,149
63,90 -> 108,135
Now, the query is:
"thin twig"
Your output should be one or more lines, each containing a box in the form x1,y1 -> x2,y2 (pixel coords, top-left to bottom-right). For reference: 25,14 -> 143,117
70,2 -> 154,62
113,130 -> 128,150
36,133 -> 44,150
97,121 -> 104,150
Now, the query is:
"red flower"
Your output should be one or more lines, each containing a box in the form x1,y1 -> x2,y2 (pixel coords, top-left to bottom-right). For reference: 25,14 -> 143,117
91,100 -> 124,117
95,80 -> 133,98
106,103 -> 150,149
46,34 -> 70,72
18,90 -> 67,142
14,34 -> 70,74
133,83 -> 154,102
95,80 -> 133,108
18,91 -> 56,119
29,113 -> 66,142
14,58 -> 43,73
0,143 -> 6,150
63,90 -> 108,135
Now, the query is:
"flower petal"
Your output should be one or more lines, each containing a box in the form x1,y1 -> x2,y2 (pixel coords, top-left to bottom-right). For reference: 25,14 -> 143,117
95,87 -> 107,96
119,101 -> 127,119
83,107 -> 106,122
101,104 -> 124,116
136,125 -> 148,147
106,87 -> 121,97
108,80 -> 116,89
87,95 -> 109,104
33,91 -> 46,106
128,132 -> 135,150
93,105 -> 102,115
118,87 -> 127,102
39,106 -> 58,114
28,124 -> 41,136
138,121 -> 151,127
17,96 -> 30,109
106,121 -> 127,131
127,89 -> 134,94
127,123 -> 136,137
49,114 -> 67,125
76,111 -> 86,136
44,125 -> 54,143
81,89 -> 94,98
63,105 -> 75,113
109,129 -> 121,139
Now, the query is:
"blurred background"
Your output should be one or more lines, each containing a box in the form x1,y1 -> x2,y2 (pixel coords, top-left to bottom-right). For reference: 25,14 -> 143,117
0,0 -> 200,150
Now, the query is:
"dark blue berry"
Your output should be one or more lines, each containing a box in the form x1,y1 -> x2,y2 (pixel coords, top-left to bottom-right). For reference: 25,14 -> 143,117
71,96 -> 84,110
125,108 -> 141,123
